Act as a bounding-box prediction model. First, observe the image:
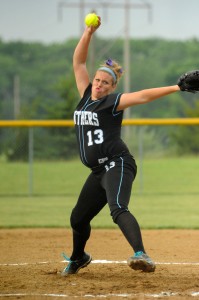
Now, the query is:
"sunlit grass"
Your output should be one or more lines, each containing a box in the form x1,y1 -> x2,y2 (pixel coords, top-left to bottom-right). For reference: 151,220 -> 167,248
0,157 -> 198,228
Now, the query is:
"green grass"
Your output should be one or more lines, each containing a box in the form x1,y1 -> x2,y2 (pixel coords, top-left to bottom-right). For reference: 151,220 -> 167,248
0,157 -> 199,229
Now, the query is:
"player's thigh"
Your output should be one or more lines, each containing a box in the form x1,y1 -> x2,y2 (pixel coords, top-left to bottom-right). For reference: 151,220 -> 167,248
102,156 -> 136,210
71,172 -> 107,224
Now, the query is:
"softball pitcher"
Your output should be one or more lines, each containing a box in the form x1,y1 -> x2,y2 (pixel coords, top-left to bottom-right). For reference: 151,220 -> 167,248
61,15 -> 193,276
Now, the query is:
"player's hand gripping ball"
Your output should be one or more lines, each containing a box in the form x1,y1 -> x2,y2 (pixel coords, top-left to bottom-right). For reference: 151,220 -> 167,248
84,13 -> 99,27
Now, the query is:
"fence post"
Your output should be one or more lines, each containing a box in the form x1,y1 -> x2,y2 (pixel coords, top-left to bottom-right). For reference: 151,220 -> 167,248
28,127 -> 34,196
138,127 -> 143,194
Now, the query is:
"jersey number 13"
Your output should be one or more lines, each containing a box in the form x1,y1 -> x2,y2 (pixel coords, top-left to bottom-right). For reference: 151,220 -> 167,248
87,129 -> 104,146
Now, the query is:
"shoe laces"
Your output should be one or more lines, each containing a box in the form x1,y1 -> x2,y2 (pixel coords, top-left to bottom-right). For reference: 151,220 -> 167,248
62,253 -> 73,271
62,252 -> 71,262
134,251 -> 144,257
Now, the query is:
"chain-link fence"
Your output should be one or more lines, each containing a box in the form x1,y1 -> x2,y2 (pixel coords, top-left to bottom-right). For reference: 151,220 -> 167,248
0,119 -> 199,196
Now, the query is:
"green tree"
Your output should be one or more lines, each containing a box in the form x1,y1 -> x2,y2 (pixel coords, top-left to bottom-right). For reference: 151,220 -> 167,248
170,101 -> 199,155
1,37 -> 199,159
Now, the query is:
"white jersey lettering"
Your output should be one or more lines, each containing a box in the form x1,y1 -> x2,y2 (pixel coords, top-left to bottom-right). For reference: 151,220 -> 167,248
74,111 -> 99,126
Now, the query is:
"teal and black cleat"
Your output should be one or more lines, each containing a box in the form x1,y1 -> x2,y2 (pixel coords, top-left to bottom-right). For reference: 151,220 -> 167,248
61,252 -> 92,276
127,251 -> 156,272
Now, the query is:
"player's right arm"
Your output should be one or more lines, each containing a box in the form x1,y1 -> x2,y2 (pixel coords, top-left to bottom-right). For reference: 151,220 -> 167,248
73,20 -> 101,98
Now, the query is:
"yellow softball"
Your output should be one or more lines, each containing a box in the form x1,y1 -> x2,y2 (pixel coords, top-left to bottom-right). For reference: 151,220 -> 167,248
84,13 -> 98,27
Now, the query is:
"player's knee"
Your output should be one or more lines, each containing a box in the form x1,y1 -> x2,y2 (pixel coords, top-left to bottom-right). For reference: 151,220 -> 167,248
70,210 -> 91,241
111,208 -> 127,223
70,209 -> 90,234
70,210 -> 80,231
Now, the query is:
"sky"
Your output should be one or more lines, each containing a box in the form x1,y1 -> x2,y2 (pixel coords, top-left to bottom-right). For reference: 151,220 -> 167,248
0,0 -> 199,44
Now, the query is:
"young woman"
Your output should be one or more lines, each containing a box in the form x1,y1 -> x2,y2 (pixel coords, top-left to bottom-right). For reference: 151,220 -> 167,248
61,16 -> 180,276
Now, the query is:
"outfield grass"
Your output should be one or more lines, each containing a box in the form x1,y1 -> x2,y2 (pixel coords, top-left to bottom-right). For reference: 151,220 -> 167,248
0,157 -> 198,229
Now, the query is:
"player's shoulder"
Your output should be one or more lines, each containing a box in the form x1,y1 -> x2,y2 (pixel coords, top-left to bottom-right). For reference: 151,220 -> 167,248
83,83 -> 92,96
105,92 -> 123,108
108,91 -> 123,100
79,83 -> 92,100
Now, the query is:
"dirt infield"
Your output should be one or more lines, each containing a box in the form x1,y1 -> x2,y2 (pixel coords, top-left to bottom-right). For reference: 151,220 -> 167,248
0,229 -> 199,300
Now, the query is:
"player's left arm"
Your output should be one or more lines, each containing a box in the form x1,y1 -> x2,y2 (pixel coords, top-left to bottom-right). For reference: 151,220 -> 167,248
117,85 -> 180,111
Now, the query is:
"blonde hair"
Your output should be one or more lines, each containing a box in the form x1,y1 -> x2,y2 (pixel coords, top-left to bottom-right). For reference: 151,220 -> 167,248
98,59 -> 124,84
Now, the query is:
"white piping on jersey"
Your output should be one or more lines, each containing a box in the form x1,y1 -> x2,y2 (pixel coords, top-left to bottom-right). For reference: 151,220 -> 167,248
116,157 -> 124,208
78,96 -> 90,165
78,97 -> 101,166
112,93 -> 123,116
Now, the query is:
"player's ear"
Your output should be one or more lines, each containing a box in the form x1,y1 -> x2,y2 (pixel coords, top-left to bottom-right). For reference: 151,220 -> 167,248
112,83 -> 117,91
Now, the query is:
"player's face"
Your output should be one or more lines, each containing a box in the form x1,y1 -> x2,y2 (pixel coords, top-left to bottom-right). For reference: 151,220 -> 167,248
91,71 -> 116,100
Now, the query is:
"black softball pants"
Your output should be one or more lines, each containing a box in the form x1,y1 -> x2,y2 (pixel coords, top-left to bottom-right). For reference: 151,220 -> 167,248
70,154 -> 145,260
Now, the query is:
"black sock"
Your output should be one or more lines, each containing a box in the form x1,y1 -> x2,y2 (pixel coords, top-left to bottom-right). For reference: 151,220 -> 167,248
70,226 -> 91,260
116,211 -> 145,253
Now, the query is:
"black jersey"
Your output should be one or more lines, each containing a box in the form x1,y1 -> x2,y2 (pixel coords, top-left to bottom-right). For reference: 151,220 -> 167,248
74,84 -> 130,170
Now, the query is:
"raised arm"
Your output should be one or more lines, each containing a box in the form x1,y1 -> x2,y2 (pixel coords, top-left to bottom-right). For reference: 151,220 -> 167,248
73,18 -> 101,97
117,85 -> 180,111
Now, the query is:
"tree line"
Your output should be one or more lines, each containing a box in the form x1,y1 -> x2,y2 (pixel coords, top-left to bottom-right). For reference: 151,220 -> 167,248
0,36 -> 199,160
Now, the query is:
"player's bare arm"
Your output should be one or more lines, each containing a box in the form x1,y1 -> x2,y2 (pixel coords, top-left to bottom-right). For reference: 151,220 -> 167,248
73,19 -> 101,97
117,85 -> 180,111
